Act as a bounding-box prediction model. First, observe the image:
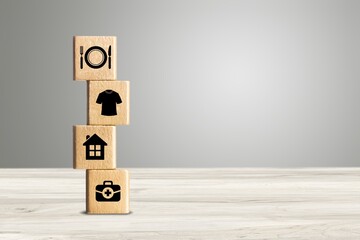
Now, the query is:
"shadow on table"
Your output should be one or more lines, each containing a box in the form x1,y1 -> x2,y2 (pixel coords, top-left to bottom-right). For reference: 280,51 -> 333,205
80,211 -> 133,215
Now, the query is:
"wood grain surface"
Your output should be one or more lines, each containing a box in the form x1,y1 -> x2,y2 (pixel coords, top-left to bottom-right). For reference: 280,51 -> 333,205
0,168 -> 360,239
73,125 -> 116,169
87,81 -> 130,126
73,36 -> 117,80
86,169 -> 129,214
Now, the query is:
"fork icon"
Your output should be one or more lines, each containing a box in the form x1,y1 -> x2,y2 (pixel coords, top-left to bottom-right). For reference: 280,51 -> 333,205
80,46 -> 84,69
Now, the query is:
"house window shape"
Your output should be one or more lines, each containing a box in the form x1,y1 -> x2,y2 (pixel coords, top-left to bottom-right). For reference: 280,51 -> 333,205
83,134 -> 107,160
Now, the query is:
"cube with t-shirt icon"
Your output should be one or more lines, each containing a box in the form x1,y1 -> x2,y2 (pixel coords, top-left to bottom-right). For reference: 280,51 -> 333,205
88,81 -> 129,125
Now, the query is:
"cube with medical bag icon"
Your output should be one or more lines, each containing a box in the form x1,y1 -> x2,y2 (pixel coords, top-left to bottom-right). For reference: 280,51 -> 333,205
73,36 -> 117,80
87,80 -> 130,125
86,169 -> 129,214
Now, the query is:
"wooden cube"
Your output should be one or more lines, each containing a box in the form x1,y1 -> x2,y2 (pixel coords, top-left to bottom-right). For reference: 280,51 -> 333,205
73,36 -> 117,80
73,125 -> 116,169
86,169 -> 130,214
87,81 -> 130,125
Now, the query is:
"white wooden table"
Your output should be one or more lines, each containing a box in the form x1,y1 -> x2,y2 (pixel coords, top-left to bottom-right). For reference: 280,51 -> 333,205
1,168 -> 360,239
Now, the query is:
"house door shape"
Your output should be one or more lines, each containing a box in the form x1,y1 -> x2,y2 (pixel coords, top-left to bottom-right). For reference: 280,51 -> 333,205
83,134 -> 107,160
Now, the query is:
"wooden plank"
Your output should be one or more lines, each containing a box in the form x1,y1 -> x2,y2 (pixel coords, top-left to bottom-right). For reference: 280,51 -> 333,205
0,168 -> 360,239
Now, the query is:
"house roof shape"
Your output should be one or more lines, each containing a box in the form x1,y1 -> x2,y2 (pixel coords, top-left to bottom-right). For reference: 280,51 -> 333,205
83,134 -> 107,146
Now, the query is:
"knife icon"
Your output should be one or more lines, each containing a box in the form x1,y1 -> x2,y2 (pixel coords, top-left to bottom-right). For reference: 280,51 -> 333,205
108,46 -> 111,69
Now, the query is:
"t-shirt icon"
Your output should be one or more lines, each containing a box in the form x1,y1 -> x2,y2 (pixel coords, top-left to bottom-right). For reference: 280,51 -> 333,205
96,90 -> 122,116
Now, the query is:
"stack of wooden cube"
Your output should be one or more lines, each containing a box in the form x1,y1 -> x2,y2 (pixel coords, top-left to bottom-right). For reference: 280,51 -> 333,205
73,36 -> 130,214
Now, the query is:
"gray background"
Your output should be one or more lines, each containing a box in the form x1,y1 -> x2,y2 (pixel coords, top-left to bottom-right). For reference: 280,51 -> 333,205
0,0 -> 360,168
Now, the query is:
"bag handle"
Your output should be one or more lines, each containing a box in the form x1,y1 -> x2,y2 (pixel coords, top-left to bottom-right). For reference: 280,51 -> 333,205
103,181 -> 113,185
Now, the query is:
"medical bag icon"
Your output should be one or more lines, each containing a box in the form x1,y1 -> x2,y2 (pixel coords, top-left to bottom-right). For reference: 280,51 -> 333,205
95,181 -> 121,202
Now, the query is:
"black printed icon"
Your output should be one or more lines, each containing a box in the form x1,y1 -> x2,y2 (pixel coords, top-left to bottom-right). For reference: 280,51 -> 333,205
108,46 -> 111,69
96,90 -> 122,116
80,46 -> 84,69
80,45 -> 112,69
83,134 -> 107,160
96,181 -> 121,202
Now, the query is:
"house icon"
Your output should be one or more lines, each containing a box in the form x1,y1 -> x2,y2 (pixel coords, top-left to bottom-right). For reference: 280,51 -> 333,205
83,134 -> 107,160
